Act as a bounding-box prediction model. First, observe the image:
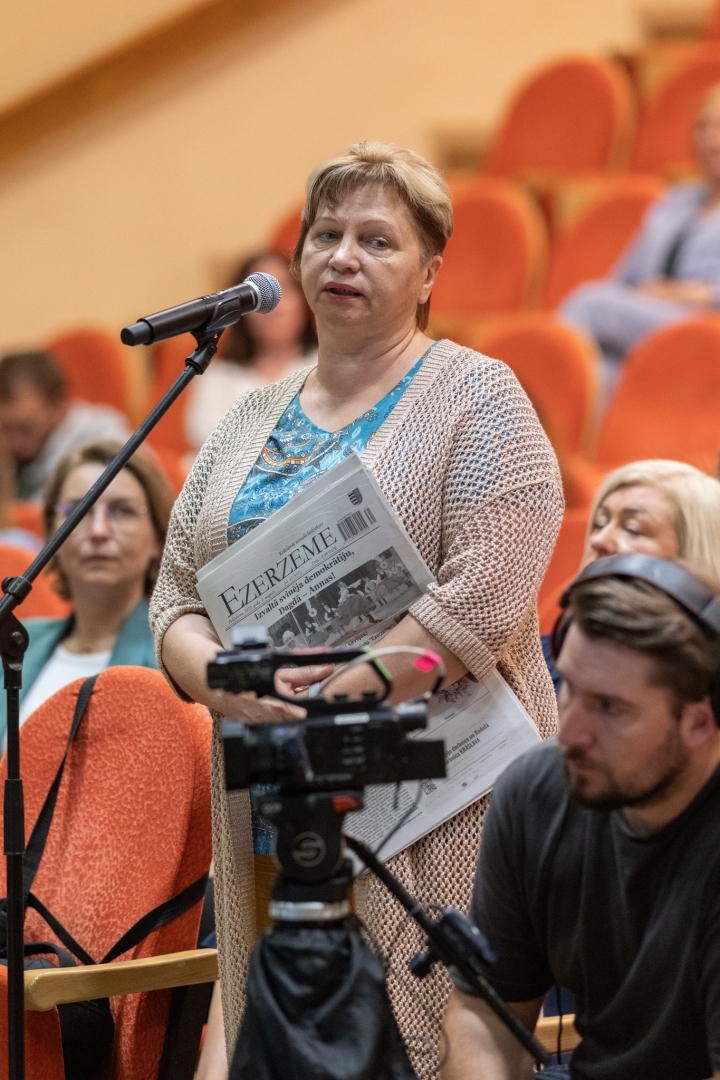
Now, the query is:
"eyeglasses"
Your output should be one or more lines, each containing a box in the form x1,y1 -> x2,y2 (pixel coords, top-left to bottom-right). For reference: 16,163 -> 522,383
54,499 -> 151,535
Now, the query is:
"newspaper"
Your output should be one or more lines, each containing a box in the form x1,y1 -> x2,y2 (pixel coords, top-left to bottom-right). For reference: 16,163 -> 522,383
196,455 -> 541,857
344,669 -> 540,866
196,455 -> 434,649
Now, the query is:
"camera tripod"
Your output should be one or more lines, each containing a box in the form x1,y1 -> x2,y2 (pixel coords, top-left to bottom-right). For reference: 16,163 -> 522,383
227,786 -> 549,1079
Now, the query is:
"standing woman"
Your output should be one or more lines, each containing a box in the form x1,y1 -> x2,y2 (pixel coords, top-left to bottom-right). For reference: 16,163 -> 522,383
150,142 -> 563,1075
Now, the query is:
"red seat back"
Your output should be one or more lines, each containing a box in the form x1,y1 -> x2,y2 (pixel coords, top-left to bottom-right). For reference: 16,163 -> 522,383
45,329 -> 133,419
432,179 -> 548,317
486,57 -> 636,178
705,2 -> 720,39
0,667 -> 212,1080
269,205 -> 303,259
145,335 -> 196,460
480,314 -> 599,455
595,316 -> 720,473
0,544 -> 69,621
632,45 -> 720,172
537,509 -> 590,634
544,175 -> 666,307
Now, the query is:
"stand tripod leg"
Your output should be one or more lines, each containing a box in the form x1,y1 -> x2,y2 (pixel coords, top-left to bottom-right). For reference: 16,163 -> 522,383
4,677 -> 25,1080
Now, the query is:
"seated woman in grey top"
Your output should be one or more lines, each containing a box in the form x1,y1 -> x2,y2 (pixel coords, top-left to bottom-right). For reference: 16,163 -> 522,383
559,85 -> 720,390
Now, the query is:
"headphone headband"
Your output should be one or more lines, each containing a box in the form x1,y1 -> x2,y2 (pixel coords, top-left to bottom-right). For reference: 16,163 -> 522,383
560,554 -> 720,637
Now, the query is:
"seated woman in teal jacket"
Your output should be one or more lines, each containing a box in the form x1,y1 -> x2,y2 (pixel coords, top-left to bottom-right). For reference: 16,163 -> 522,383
0,440 -> 174,745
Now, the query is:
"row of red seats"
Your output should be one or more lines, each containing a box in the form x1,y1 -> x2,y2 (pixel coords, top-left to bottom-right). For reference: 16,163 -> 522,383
457,47 -> 720,181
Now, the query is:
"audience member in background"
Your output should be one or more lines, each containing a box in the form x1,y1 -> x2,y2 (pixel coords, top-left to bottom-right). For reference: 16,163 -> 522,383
559,85 -> 720,391
543,460 -> 720,694
0,441 -> 173,747
0,352 -> 130,501
184,251 -> 318,450
443,558 -> 720,1080
0,440 -> 41,553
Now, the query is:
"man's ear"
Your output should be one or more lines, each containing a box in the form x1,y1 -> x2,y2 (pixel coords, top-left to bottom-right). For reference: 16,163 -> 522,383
679,696 -> 717,749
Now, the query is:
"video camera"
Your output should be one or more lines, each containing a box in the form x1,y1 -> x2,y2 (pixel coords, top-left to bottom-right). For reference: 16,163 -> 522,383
211,626 -> 446,794
210,626 -> 550,1076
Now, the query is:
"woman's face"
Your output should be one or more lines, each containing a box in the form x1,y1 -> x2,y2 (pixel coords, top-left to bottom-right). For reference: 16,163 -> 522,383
695,94 -> 720,183
244,256 -> 308,350
300,184 -> 441,340
581,484 -> 679,567
53,463 -> 161,598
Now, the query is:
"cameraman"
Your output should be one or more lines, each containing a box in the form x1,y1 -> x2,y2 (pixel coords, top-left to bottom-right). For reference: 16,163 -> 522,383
442,557 -> 720,1080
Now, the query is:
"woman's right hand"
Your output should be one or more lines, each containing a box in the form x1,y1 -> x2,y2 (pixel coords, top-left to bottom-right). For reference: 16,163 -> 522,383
161,613 -> 308,721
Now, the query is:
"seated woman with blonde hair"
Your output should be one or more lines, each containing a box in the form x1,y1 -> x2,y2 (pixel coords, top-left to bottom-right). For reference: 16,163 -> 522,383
0,440 -> 174,745
543,459 -> 720,692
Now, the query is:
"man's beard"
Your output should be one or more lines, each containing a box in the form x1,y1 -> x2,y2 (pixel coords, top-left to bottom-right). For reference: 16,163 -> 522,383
563,727 -> 689,812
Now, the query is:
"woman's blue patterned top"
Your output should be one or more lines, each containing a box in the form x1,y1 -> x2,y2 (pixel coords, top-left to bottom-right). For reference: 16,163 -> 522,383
227,350 -> 429,545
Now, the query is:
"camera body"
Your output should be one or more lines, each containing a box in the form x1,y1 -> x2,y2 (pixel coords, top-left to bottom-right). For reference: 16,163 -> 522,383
214,627 -> 446,794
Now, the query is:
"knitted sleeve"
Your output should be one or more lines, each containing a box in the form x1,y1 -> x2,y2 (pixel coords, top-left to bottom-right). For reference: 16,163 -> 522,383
149,435 -> 217,695
408,361 -> 564,678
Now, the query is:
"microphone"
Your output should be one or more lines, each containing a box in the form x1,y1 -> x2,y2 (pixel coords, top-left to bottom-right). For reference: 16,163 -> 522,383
120,272 -> 282,346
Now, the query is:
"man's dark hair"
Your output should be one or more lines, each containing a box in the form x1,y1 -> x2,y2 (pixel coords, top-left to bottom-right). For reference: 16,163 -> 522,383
567,571 -> 720,710
0,352 -> 67,404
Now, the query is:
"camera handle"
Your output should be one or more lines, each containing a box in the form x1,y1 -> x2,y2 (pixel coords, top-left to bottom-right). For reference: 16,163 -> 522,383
255,791 -> 549,1066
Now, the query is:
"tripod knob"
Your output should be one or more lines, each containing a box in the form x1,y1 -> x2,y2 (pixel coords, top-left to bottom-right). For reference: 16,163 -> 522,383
409,947 -> 436,979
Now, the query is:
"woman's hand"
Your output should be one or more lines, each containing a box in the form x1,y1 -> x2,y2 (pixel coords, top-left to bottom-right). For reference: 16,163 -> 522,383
636,278 -> 714,307
274,664 -> 335,700
162,613 -> 308,721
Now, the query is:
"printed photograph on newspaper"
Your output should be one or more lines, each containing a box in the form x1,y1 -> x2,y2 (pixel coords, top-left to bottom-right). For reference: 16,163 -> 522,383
195,455 -> 434,649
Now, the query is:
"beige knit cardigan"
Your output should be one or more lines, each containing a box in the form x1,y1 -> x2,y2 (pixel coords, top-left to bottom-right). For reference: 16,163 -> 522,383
149,339 -> 564,1077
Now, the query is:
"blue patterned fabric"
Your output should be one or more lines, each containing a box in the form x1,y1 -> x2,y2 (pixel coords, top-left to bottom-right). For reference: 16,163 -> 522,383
231,349 -> 431,855
227,350 -> 429,544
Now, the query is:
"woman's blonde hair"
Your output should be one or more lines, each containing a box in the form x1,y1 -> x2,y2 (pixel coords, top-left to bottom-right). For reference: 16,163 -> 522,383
589,459 -> 720,582
43,440 -> 175,600
292,141 -> 453,331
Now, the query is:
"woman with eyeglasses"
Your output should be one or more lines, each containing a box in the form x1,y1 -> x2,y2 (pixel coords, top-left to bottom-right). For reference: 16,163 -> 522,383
0,440 -> 174,746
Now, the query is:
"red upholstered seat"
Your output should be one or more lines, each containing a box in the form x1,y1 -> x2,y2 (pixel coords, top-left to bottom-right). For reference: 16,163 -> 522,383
479,313 -> 600,456
538,509 -> 590,634
705,2 -> 720,39
0,666 -> 212,1080
432,179 -> 548,318
543,175 -> 666,308
269,205 -> 303,259
485,57 -> 636,178
565,317 -> 720,506
143,335 -> 196,492
632,45 -> 720,174
45,328 -> 135,421
0,544 -> 69,621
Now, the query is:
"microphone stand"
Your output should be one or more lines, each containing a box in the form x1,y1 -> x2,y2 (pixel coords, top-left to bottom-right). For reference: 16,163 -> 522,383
0,325 -> 222,1080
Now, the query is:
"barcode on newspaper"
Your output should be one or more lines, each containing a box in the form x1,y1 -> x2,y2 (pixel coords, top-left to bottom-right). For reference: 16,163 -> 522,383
337,507 -> 377,541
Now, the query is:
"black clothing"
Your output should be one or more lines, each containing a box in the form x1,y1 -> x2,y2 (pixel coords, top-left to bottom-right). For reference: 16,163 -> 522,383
464,742 -> 720,1080
541,632 -> 562,697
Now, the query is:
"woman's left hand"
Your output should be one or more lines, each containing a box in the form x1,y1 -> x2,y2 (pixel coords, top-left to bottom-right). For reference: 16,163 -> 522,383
274,663 -> 336,700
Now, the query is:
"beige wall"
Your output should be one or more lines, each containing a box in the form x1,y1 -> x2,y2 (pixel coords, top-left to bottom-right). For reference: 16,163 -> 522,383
0,0 -> 200,108
0,0 -> 643,353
